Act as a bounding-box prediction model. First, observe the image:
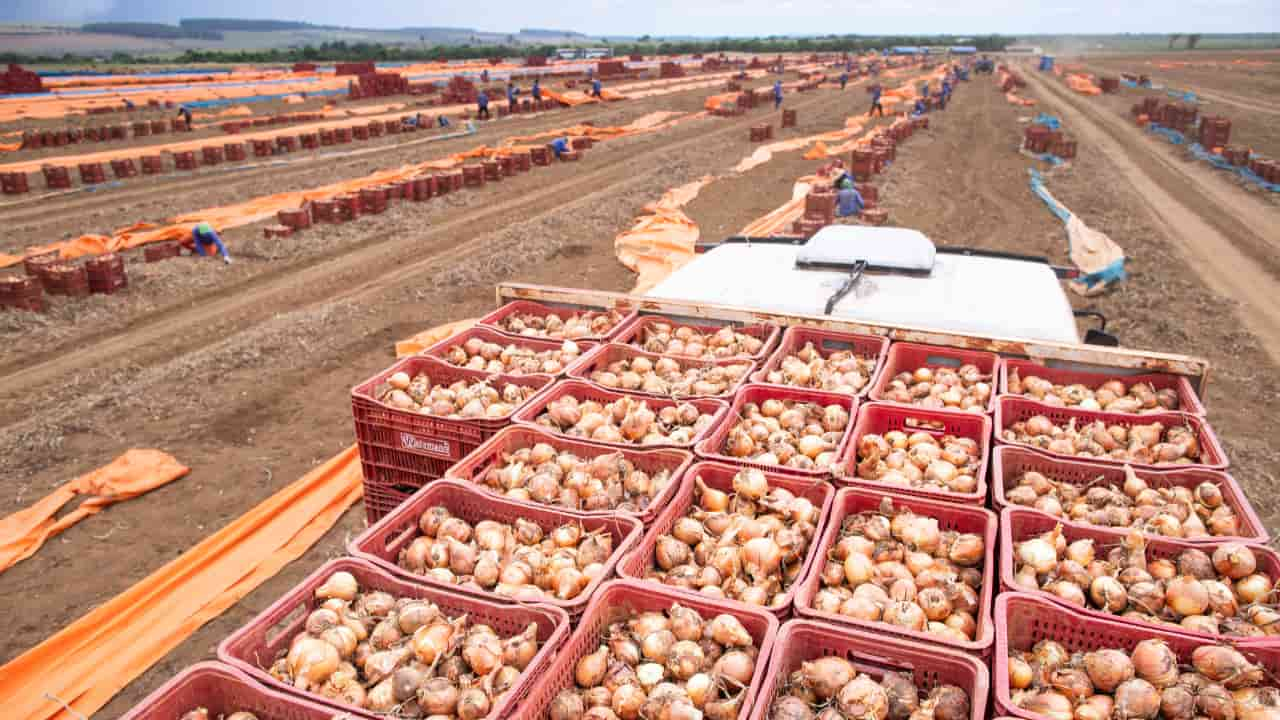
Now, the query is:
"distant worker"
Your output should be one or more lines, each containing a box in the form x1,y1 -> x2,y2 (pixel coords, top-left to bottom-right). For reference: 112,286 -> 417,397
176,105 -> 192,126
506,82 -> 520,107
477,90 -> 490,120
836,178 -> 865,217
186,222 -> 231,264
918,81 -> 930,101
867,83 -> 884,117
773,80 -> 783,110
939,78 -> 952,110
840,71 -> 849,90
549,136 -> 570,159
532,78 -> 542,101
591,78 -> 602,98
438,114 -> 451,129
401,114 -> 419,129
912,97 -> 927,117
123,98 -> 136,110
481,69 -> 489,83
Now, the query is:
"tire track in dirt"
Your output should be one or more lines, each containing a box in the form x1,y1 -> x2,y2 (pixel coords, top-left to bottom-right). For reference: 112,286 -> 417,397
1022,66 -> 1280,363
0,88 -> 842,415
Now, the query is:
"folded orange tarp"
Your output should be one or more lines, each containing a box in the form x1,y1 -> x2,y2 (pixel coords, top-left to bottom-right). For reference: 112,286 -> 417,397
0,449 -> 189,574
1066,74 -> 1102,96
740,179 -> 815,237
0,445 -> 363,720
614,177 -> 714,294
395,317 -> 479,357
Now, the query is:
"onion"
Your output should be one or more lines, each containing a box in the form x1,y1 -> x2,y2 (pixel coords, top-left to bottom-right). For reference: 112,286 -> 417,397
837,675 -> 889,720
1213,543 -> 1257,580
802,656 -> 856,700
1018,530 -> 1061,574
1017,689 -> 1073,720
1192,646 -> 1264,689
1238,573 -> 1275,605
1113,678 -> 1160,720
1050,668 -> 1096,703
713,650 -> 755,688
708,614 -> 752,646
1010,656 -> 1034,690
929,685 -> 970,720
1165,576 -> 1210,618
315,571 -> 358,602
1131,639 -> 1179,688
576,645 -> 610,687
881,672 -> 919,720
286,636 -> 340,690
1084,648 -> 1135,693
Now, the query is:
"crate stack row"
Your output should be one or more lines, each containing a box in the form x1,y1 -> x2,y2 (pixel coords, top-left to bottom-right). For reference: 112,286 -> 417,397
121,301 -> 1270,720
0,63 -> 44,94
19,117 -> 190,151
1022,123 -> 1077,160
1,114 -> 462,195
261,139 -> 589,238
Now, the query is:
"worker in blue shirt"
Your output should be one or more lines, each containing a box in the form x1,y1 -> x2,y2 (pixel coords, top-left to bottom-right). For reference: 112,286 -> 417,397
773,80 -> 783,110
867,84 -> 884,117
437,114 -> 451,128
506,82 -> 519,107
840,71 -> 849,90
532,78 -> 542,101
912,97 -> 927,116
123,98 -> 136,110
477,90 -> 490,120
940,79 -> 952,110
176,105 -> 192,126
549,137 -> 569,159
918,81 -> 930,101
187,222 -> 231,264
836,178 -> 865,217
591,78 -> 602,98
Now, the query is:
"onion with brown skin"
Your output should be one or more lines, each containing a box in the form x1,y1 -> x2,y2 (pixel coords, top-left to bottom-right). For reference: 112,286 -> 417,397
497,308 -> 626,340
1008,370 -> 1181,414
765,341 -> 879,395
443,336 -> 583,375
631,321 -> 766,359
855,430 -> 981,495
535,393 -> 717,446
589,354 -> 753,398
721,398 -> 848,471
880,363 -> 991,414
375,371 -> 535,419
473,443 -> 676,513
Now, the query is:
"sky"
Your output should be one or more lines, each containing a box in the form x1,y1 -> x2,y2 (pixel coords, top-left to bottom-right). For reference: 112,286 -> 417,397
3,0 -> 1278,36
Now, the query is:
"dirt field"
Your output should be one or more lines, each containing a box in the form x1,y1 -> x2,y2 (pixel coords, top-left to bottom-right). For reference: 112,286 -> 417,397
1064,50 -> 1280,173
5,57 -> 1280,716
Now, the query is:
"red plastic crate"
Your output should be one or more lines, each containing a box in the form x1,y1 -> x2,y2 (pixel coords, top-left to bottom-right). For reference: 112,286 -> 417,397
748,619 -> 989,720
511,378 -> 729,450
696,383 -> 858,478
512,579 -> 779,720
999,506 -> 1280,643
567,342 -> 758,400
613,313 -> 781,362
351,355 -> 552,520
421,325 -> 596,376
995,396 -> 1228,470
445,425 -> 694,524
793,486 -> 997,656
752,325 -> 890,399
477,299 -> 636,342
837,401 -> 992,506
994,592 -> 1280,720
868,342 -> 1001,413
218,558 -> 569,720
990,445 -> 1266,543
1001,358 -> 1205,416
120,662 -> 339,720
619,460 -> 835,619
349,478 -> 642,618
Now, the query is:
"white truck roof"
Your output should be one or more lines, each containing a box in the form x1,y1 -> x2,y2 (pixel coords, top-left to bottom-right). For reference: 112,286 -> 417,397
646,234 -> 1080,344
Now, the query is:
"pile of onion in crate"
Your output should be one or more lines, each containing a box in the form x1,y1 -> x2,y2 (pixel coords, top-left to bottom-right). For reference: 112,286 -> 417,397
128,300 -> 1273,720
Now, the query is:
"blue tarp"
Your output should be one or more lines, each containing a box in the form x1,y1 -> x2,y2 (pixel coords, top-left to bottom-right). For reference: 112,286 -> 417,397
1039,56 -> 1055,71
1029,169 -> 1127,290
1187,143 -> 1280,192
1145,122 -> 1186,145
891,46 -> 921,55
949,46 -> 978,54
1166,88 -> 1198,103
1033,113 -> 1061,131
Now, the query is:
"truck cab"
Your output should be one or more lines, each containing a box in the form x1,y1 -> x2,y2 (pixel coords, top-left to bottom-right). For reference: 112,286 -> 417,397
645,226 -> 1094,345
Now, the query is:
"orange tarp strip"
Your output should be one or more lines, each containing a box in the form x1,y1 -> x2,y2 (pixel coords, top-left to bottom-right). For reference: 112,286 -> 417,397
0,446 -> 363,720
396,317 -> 479,357
615,177 -> 714,294
0,449 -> 189,574
740,180 -> 815,236
1006,92 -> 1038,106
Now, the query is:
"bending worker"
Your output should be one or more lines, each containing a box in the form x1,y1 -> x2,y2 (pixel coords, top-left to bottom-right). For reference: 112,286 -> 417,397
773,80 -> 783,110
176,105 -> 193,127
836,177 -> 865,217
549,136 -> 570,159
840,71 -> 849,90
187,222 -> 231,264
